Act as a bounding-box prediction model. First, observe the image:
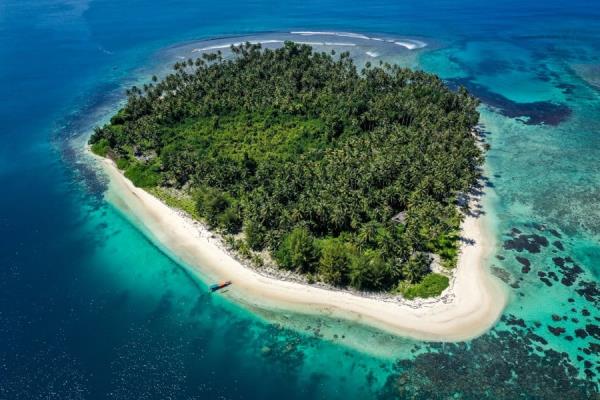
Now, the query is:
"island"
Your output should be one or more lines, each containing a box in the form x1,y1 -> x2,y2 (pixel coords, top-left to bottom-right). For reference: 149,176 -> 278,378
89,42 -> 507,341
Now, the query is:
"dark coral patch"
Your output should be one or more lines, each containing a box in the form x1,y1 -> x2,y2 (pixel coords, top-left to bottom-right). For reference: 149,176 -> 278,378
585,324 -> 599,340
491,267 -> 511,283
504,234 -> 549,253
557,83 -> 577,95
540,277 -> 553,287
548,326 -> 566,336
552,258 -> 584,288
553,257 -> 565,267
503,314 -> 526,328
515,256 -> 531,273
528,332 -> 548,345
447,77 -> 573,125
378,327 -> 598,400
516,256 -> 531,267
552,240 -> 564,251
561,277 -> 575,287
575,280 -> 599,306
575,329 -> 588,339
549,229 -> 562,238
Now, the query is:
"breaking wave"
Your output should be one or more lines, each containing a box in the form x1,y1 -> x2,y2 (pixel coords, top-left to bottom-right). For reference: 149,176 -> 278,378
290,31 -> 427,50
192,40 -> 284,52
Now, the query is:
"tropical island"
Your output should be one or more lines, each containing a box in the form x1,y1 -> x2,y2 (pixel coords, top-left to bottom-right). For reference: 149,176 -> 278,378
90,41 -> 483,300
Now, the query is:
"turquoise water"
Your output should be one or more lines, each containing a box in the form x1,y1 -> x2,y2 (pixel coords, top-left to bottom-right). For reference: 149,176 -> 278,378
1,1 -> 599,398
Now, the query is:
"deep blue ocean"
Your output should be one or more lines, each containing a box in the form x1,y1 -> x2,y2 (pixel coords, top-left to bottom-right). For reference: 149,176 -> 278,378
1,1 -> 599,399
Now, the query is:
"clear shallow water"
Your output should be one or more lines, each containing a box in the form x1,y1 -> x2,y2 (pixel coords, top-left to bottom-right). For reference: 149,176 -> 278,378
1,1 -> 599,399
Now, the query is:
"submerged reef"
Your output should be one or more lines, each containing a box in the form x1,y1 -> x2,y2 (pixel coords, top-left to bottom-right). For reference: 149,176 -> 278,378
378,326 -> 599,400
447,77 -> 572,126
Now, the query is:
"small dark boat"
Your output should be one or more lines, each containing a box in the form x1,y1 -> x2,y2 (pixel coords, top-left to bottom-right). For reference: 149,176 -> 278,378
209,280 -> 232,292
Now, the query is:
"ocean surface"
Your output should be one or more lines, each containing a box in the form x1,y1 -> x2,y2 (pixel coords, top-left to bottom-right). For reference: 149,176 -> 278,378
1,1 -> 599,398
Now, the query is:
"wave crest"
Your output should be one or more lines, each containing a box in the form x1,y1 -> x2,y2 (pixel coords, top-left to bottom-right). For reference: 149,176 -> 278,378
192,40 -> 284,52
290,31 -> 427,50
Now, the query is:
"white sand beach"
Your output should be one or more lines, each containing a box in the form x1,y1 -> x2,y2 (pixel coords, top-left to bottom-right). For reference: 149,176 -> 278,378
99,156 -> 508,342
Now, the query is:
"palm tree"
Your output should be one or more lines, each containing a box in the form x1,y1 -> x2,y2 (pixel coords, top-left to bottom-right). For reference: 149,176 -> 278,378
92,41 -> 481,291
402,263 -> 419,284
357,222 -> 378,250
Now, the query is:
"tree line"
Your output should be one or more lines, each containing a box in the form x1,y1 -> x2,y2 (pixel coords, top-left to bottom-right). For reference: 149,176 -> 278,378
90,41 -> 481,295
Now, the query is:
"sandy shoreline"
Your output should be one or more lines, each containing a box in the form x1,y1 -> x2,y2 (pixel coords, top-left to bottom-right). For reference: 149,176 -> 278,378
97,155 -> 508,342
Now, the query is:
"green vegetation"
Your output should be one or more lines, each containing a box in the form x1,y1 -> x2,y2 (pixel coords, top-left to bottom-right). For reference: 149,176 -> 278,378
400,273 -> 450,299
90,138 -> 109,157
276,226 -> 319,272
90,42 -> 481,296
123,162 -> 161,188
147,187 -> 200,219
317,238 -> 352,286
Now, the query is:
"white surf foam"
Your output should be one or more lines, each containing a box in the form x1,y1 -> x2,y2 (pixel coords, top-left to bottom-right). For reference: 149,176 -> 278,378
392,39 -> 427,50
366,51 -> 379,57
291,31 -> 370,40
290,31 -> 426,50
191,33 -> 426,55
192,40 -> 284,52
295,41 -> 357,46
193,39 -> 358,53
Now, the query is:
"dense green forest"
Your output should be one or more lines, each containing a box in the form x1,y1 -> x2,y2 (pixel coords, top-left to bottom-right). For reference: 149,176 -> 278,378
90,42 -> 482,297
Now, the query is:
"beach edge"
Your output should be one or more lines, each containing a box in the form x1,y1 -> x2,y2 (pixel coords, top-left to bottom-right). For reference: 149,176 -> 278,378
94,152 -> 508,342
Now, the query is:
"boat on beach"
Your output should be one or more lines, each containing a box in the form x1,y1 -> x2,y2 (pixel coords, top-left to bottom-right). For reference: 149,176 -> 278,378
210,281 -> 232,292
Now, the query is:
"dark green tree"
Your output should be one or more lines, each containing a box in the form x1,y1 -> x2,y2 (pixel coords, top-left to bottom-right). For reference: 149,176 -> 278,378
276,226 -> 319,273
318,239 -> 351,285
90,41 -> 481,294
402,252 -> 432,284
